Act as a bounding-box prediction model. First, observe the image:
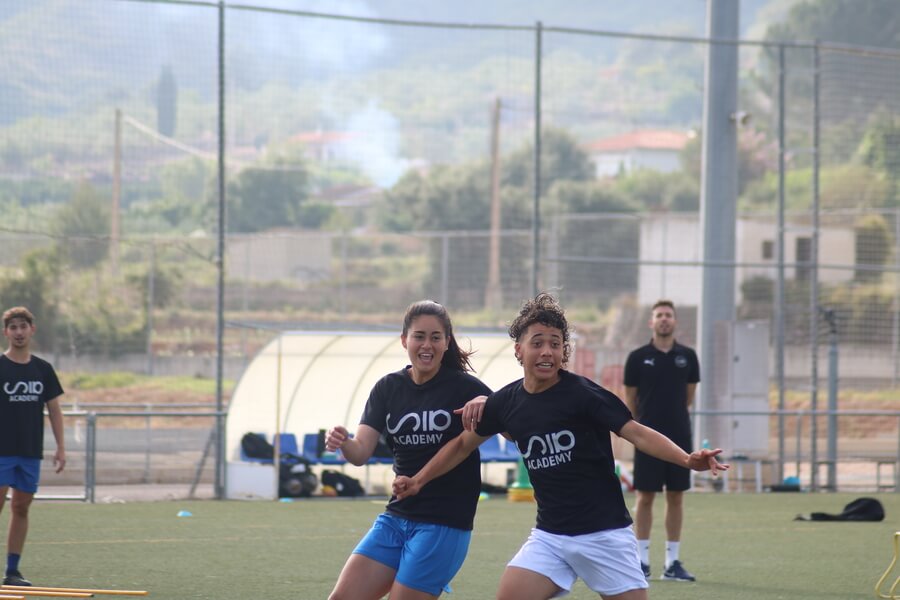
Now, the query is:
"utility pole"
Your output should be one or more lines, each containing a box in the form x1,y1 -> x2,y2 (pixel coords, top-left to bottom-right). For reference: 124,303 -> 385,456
485,97 -> 503,310
146,241 -> 156,376
698,0 -> 740,451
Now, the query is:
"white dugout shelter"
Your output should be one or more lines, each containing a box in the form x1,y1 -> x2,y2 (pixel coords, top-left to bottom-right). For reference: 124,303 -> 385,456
225,330 -> 524,499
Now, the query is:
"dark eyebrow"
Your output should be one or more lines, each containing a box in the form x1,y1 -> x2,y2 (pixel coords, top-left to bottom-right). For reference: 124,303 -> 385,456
528,331 -> 561,342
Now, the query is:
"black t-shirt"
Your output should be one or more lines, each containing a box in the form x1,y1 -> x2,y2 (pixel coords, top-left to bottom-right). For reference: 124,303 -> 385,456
361,366 -> 491,531
476,370 -> 633,536
623,341 -> 699,443
0,354 -> 64,459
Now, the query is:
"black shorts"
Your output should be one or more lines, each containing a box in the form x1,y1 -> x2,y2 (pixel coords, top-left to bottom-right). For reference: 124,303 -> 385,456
632,445 -> 691,492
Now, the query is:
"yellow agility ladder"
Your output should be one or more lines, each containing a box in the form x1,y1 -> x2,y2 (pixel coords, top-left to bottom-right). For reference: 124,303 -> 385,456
876,531 -> 900,599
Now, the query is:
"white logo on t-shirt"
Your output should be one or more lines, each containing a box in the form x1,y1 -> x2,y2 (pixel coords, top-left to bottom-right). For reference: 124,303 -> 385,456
386,410 -> 451,446
519,430 -> 575,470
4,380 -> 43,402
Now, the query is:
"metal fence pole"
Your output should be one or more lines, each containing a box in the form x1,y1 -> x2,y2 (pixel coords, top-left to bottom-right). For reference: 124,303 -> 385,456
341,232 -> 348,318
896,416 -> 900,493
214,0 -> 227,500
441,234 -> 450,303
776,44 -> 787,484
86,412 -> 96,504
144,406 -> 152,484
825,310 -> 838,490
893,209 -> 900,386
808,42 -> 821,492
531,21 -> 543,297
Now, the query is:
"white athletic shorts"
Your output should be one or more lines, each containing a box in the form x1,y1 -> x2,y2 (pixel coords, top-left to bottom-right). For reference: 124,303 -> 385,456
507,525 -> 649,597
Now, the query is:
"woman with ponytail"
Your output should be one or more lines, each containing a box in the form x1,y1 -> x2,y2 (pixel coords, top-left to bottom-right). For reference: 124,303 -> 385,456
324,300 -> 491,600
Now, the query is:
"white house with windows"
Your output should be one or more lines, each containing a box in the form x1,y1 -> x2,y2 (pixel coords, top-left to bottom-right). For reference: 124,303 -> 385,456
585,130 -> 692,178
637,213 -> 856,307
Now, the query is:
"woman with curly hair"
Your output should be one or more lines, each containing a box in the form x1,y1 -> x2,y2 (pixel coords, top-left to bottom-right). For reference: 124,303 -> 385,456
394,293 -> 727,600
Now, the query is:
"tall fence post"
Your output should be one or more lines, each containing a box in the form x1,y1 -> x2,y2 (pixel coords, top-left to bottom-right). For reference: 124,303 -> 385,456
531,21 -> 543,297
214,0 -> 227,500
808,41 -> 821,492
441,234 -> 450,303
775,43 -> 787,484
86,412 -> 96,504
824,308 -> 838,490
893,209 -> 900,386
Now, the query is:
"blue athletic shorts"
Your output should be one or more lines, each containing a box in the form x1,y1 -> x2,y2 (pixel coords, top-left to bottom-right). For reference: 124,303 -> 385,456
0,457 -> 41,494
353,512 -> 471,596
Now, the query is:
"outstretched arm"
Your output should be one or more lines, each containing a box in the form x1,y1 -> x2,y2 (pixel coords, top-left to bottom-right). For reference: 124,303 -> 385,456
324,424 -> 380,466
393,430 -> 487,499
618,420 -> 728,475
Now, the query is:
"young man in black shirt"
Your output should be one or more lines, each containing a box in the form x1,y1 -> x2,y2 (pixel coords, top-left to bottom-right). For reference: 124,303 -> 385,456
624,299 -> 700,582
394,293 -> 725,600
0,307 -> 66,587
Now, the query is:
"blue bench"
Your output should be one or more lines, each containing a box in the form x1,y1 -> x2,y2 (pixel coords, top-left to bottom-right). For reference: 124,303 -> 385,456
239,433 -> 305,465
302,433 -> 347,465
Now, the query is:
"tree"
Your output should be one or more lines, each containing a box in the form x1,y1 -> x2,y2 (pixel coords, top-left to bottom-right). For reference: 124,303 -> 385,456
681,128 -> 774,198
613,169 -> 700,212
156,64 -> 177,137
0,248 -> 60,351
125,261 -> 184,310
379,128 -> 595,233
545,180 -> 640,302
52,182 -> 110,268
854,214 -> 892,282
379,161 -> 532,233
225,155 -> 316,233
764,1 -> 900,49
856,109 -> 900,205
754,0 -> 900,155
740,164 -> 892,211
504,128 -> 595,194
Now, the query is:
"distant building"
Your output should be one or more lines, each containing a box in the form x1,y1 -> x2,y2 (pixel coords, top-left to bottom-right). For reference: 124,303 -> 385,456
227,231 -> 332,283
585,129 -> 692,178
638,213 -> 856,307
290,130 -> 357,163
310,184 -> 382,229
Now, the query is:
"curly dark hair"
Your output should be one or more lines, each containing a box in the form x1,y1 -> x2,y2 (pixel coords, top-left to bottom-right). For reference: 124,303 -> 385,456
507,292 -> 571,365
401,300 -> 475,372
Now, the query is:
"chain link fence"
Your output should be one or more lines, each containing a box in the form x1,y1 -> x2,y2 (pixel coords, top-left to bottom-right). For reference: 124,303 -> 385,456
3,1 -> 898,492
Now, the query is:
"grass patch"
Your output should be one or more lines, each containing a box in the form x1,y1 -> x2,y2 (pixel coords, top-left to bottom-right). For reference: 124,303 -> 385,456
62,372 -> 142,390
19,492 -> 900,599
60,372 -> 230,396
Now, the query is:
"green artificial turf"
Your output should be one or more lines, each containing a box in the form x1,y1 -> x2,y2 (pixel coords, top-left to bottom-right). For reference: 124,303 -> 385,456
13,492 -> 900,599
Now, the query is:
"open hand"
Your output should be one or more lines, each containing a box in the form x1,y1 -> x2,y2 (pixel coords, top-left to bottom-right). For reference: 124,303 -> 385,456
688,447 -> 730,477
454,395 -> 488,432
